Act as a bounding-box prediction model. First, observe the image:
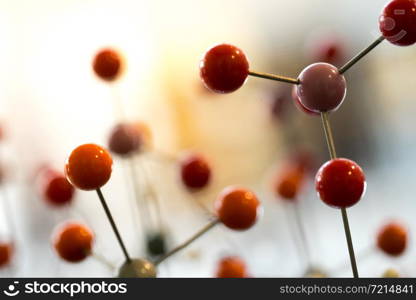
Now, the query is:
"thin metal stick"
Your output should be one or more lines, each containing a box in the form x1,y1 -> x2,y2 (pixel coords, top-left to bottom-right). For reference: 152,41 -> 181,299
320,112 -> 359,278
320,112 -> 337,159
128,159 -> 153,231
91,251 -> 116,271
154,219 -> 219,265
338,36 -> 385,74
292,202 -> 311,267
248,71 -> 300,84
96,188 -> 131,263
341,208 -> 359,278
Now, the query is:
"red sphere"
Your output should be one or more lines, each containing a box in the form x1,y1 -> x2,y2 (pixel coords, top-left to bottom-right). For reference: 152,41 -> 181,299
296,63 -> 347,113
0,242 -> 13,268
269,86 -> 292,121
43,171 -> 75,207
180,153 -> 211,190
108,123 -> 142,157
65,144 -> 113,191
274,165 -> 305,201
377,222 -> 407,256
93,49 -> 122,81
53,223 -> 94,263
215,187 -> 260,230
308,35 -> 346,65
315,158 -> 366,208
379,0 -> 416,46
216,256 -> 248,278
200,44 -> 249,93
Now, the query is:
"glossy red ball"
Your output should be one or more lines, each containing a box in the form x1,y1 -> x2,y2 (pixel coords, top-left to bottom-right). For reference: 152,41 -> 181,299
93,49 -> 122,81
216,256 -> 248,278
379,0 -> 416,46
296,63 -> 347,113
215,187 -> 260,231
65,144 -> 113,191
315,158 -> 366,208
180,153 -> 211,190
43,171 -> 75,206
377,222 -> 407,256
200,44 -> 249,93
53,223 -> 94,263
108,123 -> 142,157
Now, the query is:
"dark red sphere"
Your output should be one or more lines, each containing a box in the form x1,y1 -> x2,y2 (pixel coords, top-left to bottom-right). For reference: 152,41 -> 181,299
308,35 -> 346,66
93,48 -> 122,81
108,123 -> 142,157
0,242 -> 12,268
216,256 -> 248,278
200,44 -> 249,93
180,153 -> 211,190
215,187 -> 260,231
296,63 -> 347,113
377,222 -> 407,256
315,158 -> 366,208
379,0 -> 416,46
43,171 -> 75,207
53,223 -> 94,263
65,144 -> 113,191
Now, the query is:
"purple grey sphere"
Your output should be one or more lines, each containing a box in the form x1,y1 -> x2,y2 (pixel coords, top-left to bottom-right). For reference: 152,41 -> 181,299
296,63 -> 346,113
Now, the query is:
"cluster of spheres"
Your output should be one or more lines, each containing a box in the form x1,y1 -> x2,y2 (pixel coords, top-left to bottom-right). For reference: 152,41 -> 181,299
1,0 -> 415,278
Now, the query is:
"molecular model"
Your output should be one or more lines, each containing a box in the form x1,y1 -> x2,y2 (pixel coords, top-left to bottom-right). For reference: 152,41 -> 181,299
0,0 -> 414,279
199,0 -> 415,278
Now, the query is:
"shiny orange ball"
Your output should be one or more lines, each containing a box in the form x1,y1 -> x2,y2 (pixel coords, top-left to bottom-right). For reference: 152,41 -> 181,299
377,222 -> 407,256
216,256 -> 248,278
0,242 -> 13,268
92,49 -> 122,81
65,144 -> 113,191
215,187 -> 260,231
53,223 -> 94,263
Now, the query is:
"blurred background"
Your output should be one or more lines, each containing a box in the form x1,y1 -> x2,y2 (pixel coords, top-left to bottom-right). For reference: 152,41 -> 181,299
0,0 -> 414,277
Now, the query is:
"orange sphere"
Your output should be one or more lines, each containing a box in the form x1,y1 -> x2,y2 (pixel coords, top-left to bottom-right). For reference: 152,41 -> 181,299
0,242 -> 13,268
65,144 -> 113,191
377,222 -> 407,256
216,256 -> 248,278
274,166 -> 305,201
53,223 -> 94,263
92,49 -> 122,81
215,187 -> 260,231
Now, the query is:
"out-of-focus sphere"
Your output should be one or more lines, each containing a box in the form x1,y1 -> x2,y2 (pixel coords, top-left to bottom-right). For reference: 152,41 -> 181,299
215,256 -> 248,278
53,223 -> 94,263
296,63 -> 346,113
118,258 -> 157,278
0,242 -> 13,268
93,48 -> 123,81
377,222 -> 407,256
108,123 -> 142,157
215,186 -> 260,230
180,153 -> 212,190
382,268 -> 400,278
